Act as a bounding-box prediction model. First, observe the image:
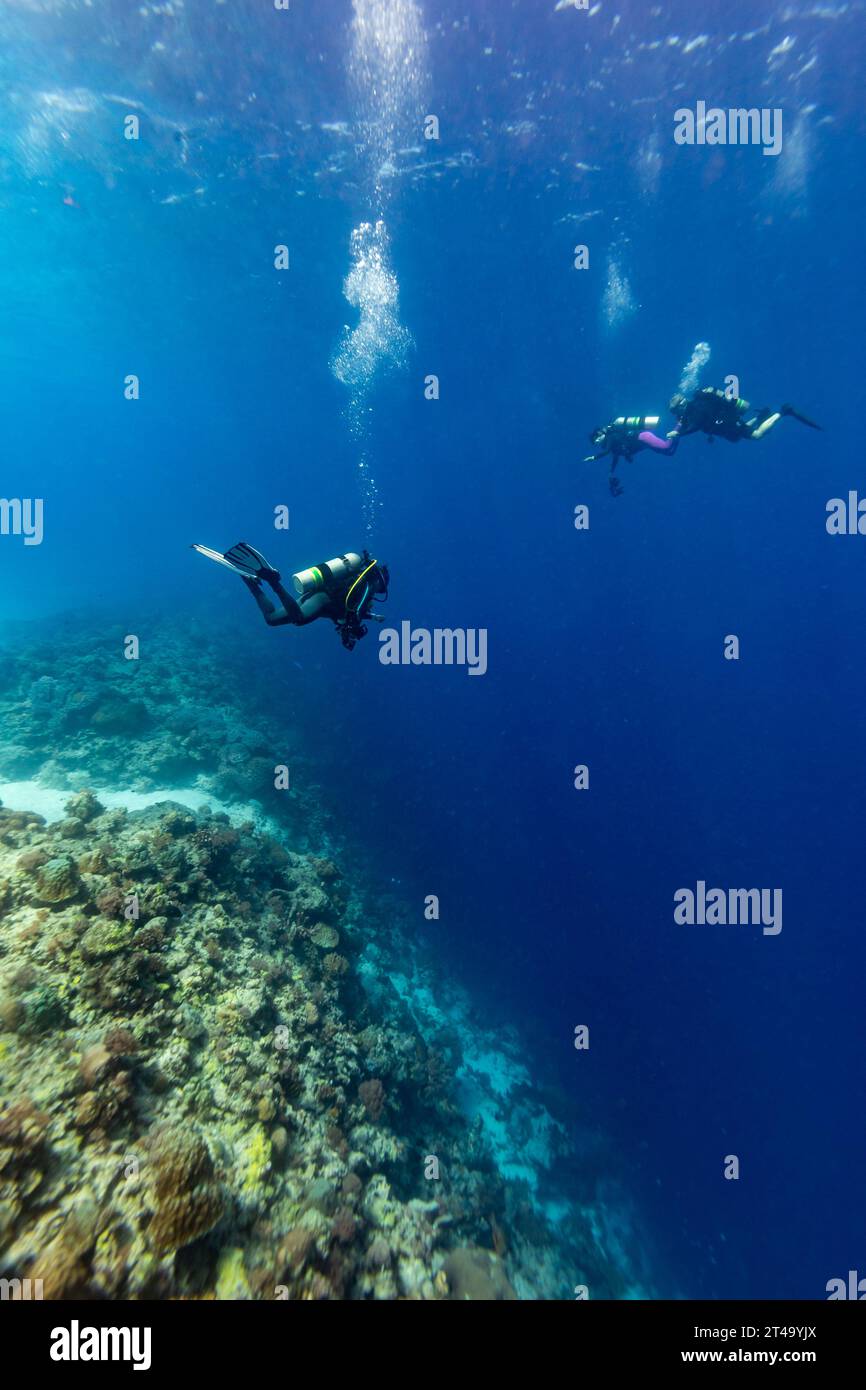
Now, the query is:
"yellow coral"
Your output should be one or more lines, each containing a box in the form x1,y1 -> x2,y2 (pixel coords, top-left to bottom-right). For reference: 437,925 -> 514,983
241,1124 -> 272,1196
215,1246 -> 252,1300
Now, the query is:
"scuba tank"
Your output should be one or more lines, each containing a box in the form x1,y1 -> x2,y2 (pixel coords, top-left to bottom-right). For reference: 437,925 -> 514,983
292,553 -> 364,599
589,416 -> 660,456
612,415 -> 661,430
604,416 -> 661,456
707,388 -> 749,412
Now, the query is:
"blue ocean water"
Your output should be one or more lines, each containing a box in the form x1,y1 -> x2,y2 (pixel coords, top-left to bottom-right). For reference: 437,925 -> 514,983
0,0 -> 863,1300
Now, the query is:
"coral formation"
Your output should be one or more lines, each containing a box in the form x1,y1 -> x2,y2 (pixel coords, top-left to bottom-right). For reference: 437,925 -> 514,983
146,1125 -> 226,1254
0,615 -> 656,1299
442,1246 -> 517,1300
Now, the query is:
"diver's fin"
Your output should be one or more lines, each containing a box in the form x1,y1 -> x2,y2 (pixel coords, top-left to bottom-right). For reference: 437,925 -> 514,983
224,541 -> 277,577
191,543 -> 248,574
191,541 -> 276,579
782,405 -> 822,430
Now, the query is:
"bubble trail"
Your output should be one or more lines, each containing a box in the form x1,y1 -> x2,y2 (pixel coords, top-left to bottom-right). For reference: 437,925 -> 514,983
330,221 -> 413,533
349,0 -> 428,209
331,0 -> 428,534
677,341 -> 711,395
602,256 -> 636,331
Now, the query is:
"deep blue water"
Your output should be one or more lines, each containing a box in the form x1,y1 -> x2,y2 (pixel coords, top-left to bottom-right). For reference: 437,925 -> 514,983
1,0 -> 864,1298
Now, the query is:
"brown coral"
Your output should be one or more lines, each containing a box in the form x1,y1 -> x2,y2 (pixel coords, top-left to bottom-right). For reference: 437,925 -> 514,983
146,1125 -> 225,1253
79,1043 -> 114,1088
331,1207 -> 357,1244
312,858 -> 341,882
104,1027 -> 138,1056
16,849 -> 48,872
95,885 -> 127,919
0,1098 -> 51,1179
278,1227 -> 314,1276
30,1206 -> 97,1299
74,1070 -> 133,1134
441,1247 -> 517,1301
358,1078 -> 385,1123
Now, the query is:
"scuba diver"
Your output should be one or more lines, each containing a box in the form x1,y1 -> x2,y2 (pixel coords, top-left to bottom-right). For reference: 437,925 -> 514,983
667,388 -> 822,446
192,541 -> 389,650
585,415 -> 678,495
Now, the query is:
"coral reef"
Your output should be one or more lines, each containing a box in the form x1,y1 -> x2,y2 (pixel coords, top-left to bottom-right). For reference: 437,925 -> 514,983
0,614 -> 656,1299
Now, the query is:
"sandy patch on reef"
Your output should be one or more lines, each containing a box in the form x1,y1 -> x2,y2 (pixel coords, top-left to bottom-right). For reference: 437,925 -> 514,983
0,778 -> 281,836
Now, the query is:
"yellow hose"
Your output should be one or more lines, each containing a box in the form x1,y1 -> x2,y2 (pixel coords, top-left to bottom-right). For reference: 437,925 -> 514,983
344,559 -> 379,612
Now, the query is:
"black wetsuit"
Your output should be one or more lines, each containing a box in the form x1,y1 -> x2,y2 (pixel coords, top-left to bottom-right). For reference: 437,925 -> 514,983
242,573 -> 339,628
674,388 -> 772,443
587,419 -> 678,494
242,557 -> 386,649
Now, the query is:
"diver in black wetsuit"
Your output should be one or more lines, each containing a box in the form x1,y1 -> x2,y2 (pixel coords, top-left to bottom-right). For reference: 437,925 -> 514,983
667,388 -> 822,446
192,541 -> 389,650
585,414 -> 678,495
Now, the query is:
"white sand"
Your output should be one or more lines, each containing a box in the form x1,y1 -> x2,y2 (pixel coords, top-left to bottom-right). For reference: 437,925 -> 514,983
0,779 -> 283,838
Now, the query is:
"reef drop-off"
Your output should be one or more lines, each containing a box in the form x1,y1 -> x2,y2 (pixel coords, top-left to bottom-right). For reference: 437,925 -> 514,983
0,613 -> 655,1299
